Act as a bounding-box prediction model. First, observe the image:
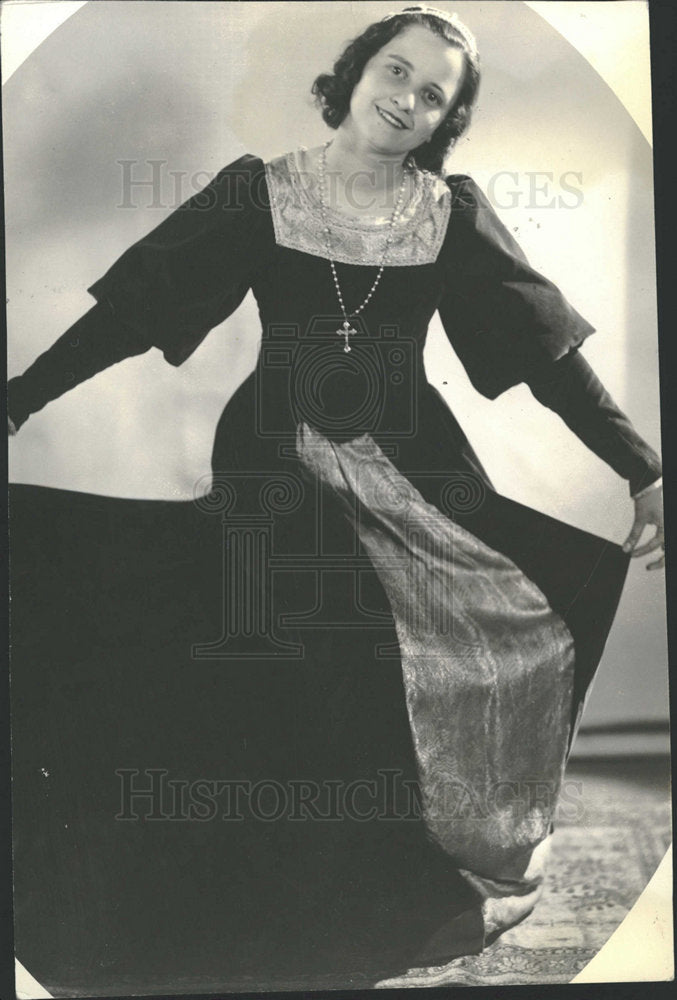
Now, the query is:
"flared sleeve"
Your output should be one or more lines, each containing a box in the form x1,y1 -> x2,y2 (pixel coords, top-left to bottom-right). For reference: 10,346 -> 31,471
437,175 -> 662,497
8,154 -> 270,430
438,174 -> 595,400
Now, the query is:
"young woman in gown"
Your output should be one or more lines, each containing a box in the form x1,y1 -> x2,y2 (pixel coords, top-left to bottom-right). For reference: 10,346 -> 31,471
7,5 -> 665,994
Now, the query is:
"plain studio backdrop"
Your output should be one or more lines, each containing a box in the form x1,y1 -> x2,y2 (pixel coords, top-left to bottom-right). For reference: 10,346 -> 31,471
4,1 -> 668,735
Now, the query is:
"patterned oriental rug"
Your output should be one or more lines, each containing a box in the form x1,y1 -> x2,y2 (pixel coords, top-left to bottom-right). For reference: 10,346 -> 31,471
372,755 -> 672,988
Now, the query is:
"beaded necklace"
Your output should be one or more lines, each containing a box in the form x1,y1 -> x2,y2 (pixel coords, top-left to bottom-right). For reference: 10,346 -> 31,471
316,140 -> 411,352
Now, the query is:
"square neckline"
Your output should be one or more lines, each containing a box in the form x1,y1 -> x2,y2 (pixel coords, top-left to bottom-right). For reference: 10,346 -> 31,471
289,146 -> 436,232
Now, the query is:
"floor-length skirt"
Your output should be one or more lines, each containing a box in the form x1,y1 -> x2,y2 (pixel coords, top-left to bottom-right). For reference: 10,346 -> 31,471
9,422 -> 629,994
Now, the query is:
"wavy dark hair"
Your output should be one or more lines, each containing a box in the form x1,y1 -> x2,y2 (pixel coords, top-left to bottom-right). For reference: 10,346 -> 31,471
312,8 -> 481,174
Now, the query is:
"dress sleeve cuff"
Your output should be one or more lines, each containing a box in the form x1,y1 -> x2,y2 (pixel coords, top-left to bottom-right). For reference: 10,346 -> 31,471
7,376 -> 32,432
631,475 -> 662,500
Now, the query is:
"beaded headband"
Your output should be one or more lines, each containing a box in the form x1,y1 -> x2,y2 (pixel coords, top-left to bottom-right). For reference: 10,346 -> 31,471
381,5 -> 479,60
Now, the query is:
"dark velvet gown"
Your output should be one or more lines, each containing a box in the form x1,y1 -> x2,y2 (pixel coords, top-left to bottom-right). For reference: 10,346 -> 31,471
7,150 -> 661,995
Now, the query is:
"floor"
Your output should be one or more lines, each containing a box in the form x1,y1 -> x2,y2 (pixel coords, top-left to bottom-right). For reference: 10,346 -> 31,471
372,754 -> 673,988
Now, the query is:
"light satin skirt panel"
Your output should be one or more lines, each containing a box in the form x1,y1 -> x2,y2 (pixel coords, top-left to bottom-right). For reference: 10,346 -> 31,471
296,422 -> 578,934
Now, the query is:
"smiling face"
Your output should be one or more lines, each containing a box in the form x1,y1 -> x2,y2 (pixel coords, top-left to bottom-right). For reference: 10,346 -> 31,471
345,24 -> 467,156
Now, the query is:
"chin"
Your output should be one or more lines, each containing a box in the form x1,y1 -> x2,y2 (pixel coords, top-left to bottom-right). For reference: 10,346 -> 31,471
367,125 -> 415,152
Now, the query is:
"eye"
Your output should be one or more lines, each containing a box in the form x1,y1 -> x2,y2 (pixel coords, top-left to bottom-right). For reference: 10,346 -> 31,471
424,90 -> 441,106
389,63 -> 405,76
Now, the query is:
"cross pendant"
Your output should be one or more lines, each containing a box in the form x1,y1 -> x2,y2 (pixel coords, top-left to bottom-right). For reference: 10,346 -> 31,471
337,319 -> 357,353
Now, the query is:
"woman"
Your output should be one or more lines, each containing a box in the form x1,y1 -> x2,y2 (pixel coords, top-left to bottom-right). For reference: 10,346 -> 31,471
7,5 -> 665,993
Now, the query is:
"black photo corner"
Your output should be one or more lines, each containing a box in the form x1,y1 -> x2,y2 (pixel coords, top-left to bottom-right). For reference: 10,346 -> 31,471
1,2 -> 676,999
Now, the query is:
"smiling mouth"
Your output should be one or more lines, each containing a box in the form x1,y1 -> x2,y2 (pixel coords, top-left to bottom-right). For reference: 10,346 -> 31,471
376,106 -> 409,130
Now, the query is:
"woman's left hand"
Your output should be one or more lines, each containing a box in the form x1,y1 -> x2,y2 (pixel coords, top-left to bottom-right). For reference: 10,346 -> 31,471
623,485 -> 664,570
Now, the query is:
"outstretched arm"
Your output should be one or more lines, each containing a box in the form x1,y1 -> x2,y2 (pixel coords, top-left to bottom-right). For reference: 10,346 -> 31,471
7,301 -> 152,433
439,175 -> 663,569
526,348 -> 664,569
8,153 -> 270,434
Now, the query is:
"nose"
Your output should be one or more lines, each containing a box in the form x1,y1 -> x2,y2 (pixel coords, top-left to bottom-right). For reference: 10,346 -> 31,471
391,90 -> 415,115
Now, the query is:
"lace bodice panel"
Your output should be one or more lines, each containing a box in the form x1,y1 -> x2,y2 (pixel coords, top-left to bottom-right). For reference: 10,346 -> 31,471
264,148 -> 452,267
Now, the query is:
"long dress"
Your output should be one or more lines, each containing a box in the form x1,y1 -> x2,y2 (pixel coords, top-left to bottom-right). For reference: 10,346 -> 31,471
7,148 -> 662,995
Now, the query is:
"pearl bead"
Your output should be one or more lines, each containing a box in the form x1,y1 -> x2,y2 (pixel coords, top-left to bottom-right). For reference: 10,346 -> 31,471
317,141 -> 408,331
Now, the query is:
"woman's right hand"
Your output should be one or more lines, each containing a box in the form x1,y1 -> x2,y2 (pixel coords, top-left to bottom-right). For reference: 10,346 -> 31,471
8,416 -> 17,436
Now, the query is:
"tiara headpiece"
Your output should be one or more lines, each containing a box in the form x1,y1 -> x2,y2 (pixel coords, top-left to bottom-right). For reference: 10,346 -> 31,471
381,6 -> 478,60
